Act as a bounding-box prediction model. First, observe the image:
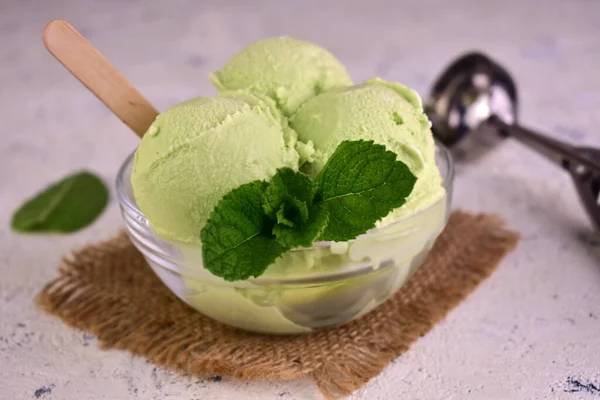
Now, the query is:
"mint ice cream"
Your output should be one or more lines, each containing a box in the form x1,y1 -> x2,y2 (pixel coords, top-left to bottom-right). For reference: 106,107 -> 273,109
210,37 -> 353,116
126,37 -> 449,334
131,95 -> 298,243
290,78 -> 444,225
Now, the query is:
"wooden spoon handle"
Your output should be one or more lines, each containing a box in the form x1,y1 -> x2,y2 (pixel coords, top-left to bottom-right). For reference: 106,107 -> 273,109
43,20 -> 158,137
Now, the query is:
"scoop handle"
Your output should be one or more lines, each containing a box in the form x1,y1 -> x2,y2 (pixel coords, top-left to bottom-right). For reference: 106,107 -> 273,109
490,116 -> 600,175
43,20 -> 158,137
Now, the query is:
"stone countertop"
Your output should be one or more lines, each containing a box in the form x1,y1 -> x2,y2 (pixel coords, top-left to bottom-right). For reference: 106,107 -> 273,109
1,0 -> 600,398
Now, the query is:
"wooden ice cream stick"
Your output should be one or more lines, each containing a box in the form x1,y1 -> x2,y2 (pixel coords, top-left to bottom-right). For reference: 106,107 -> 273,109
43,20 -> 158,137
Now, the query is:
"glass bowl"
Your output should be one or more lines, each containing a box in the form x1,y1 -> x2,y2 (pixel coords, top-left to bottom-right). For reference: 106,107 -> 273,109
116,144 -> 454,335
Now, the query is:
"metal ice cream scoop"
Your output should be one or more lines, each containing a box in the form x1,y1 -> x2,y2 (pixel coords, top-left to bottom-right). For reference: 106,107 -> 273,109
425,52 -> 600,229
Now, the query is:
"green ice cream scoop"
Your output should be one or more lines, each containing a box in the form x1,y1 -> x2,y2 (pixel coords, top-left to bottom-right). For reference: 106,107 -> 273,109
131,96 -> 299,243
290,78 -> 444,224
210,37 -> 353,116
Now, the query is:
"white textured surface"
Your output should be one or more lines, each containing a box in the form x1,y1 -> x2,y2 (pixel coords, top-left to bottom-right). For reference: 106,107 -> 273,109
2,0 -> 600,399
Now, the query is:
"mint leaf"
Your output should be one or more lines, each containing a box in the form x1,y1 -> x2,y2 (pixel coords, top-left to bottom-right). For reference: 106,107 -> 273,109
275,205 -> 296,227
316,140 -> 417,242
11,171 -> 108,233
261,168 -> 328,247
273,204 -> 329,248
274,197 -> 309,228
263,167 -> 316,219
201,181 -> 287,281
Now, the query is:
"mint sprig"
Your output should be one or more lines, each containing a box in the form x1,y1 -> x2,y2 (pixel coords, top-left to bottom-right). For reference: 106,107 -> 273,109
201,140 -> 417,281
262,168 -> 328,247
273,204 -> 329,248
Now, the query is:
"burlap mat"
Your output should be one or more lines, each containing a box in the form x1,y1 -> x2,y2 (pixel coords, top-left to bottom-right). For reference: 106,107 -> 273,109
36,211 -> 519,399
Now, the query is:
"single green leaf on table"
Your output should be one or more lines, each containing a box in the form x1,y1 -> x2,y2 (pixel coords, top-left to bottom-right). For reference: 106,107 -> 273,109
200,181 -> 288,281
11,171 -> 109,233
316,140 -> 417,242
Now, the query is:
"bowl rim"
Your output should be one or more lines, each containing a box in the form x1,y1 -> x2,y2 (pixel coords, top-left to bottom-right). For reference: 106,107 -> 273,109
116,142 -> 454,285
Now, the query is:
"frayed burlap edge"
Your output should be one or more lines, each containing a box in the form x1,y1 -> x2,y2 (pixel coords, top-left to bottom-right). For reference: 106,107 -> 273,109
36,211 -> 519,399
